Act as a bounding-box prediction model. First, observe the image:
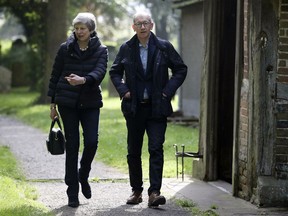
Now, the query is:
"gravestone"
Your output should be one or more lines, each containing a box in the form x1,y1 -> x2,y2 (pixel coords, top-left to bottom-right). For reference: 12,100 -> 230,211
0,66 -> 12,92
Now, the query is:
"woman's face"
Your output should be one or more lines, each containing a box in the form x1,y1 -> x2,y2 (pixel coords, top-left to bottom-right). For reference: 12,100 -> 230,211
74,23 -> 91,42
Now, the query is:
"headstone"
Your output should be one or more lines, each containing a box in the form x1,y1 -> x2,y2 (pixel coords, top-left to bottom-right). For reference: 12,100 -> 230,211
0,66 -> 12,92
10,39 -> 30,87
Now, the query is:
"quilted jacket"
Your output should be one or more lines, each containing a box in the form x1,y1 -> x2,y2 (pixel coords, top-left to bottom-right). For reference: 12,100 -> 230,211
47,32 -> 108,109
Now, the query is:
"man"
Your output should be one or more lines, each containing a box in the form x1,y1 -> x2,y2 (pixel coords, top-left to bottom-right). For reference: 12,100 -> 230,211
109,11 -> 187,207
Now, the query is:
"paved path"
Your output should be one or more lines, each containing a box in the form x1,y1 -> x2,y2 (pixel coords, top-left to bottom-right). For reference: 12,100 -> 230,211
0,115 -> 127,180
1,114 -> 287,216
0,115 -> 190,216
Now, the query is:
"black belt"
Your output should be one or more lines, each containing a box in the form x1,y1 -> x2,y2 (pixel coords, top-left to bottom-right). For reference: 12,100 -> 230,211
140,99 -> 151,104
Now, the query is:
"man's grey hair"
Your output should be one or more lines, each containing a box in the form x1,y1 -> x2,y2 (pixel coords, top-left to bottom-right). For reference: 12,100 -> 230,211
132,11 -> 153,23
72,12 -> 97,32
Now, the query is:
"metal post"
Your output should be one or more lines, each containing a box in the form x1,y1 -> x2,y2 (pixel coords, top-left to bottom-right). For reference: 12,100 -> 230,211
181,144 -> 185,181
174,144 -> 179,179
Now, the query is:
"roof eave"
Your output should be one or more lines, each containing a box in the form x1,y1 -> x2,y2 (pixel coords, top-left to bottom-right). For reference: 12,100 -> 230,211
172,0 -> 203,9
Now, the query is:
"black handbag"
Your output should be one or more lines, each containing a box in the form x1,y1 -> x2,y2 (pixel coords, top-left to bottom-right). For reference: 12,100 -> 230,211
46,118 -> 66,155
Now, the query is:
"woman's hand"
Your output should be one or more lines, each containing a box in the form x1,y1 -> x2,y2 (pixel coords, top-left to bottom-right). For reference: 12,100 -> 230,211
65,73 -> 86,86
50,104 -> 59,120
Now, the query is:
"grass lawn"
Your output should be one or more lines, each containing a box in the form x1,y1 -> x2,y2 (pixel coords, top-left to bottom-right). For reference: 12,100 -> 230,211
0,145 -> 52,216
0,87 -> 199,178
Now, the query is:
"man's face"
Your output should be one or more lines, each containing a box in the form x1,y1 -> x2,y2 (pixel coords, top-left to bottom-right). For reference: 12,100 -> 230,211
132,15 -> 153,41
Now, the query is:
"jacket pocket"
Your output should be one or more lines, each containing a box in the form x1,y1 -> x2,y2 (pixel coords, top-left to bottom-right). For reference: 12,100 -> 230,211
160,96 -> 173,117
121,98 -> 133,116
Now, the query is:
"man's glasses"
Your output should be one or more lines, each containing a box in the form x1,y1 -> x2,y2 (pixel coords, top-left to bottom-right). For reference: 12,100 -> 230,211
134,21 -> 151,28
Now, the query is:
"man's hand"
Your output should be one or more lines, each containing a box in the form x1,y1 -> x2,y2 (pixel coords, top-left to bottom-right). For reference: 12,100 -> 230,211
123,91 -> 131,99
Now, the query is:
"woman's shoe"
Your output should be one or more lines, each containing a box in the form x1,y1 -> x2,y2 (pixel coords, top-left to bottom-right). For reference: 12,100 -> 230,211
79,180 -> 91,199
78,170 -> 92,199
68,196 -> 79,207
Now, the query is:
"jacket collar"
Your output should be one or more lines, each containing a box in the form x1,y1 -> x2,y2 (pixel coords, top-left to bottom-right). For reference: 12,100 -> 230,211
66,31 -> 100,51
126,32 -> 165,50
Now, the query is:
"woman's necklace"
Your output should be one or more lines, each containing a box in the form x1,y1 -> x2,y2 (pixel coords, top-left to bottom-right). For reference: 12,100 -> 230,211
79,45 -> 89,51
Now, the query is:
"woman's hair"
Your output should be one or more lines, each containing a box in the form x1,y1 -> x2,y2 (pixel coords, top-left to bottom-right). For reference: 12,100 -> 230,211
72,12 -> 97,32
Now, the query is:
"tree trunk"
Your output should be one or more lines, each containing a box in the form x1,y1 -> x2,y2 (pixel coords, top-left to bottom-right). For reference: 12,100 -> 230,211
38,0 -> 67,104
155,15 -> 168,40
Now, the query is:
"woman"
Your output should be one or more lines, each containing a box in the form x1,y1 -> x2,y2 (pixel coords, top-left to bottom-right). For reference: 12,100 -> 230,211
47,12 -> 108,207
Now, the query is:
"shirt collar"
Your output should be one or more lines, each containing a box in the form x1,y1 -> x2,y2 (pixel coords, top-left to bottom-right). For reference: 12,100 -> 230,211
138,33 -> 150,49
139,43 -> 148,49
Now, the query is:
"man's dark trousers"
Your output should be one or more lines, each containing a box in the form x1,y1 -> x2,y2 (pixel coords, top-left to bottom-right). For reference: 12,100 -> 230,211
125,103 -> 167,195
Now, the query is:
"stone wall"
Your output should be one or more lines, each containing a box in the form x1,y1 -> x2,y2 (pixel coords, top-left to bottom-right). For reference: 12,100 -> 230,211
275,0 -> 288,180
238,0 -> 288,205
237,0 -> 250,200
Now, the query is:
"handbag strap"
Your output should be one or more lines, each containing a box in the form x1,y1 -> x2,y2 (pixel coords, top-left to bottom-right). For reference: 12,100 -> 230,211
50,117 -> 63,131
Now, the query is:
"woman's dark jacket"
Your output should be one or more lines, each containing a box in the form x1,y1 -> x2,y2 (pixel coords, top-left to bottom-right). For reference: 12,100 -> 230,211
109,32 -> 187,118
47,32 -> 108,109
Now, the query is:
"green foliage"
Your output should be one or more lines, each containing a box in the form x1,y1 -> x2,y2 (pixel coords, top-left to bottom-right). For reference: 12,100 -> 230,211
0,146 -> 52,216
137,0 -> 180,41
69,0 -> 131,42
4,1 -> 47,41
0,2 -> 47,91
174,198 -> 219,216
210,204 -> 218,210
175,198 -> 197,208
0,87 -> 199,178
0,40 -> 12,54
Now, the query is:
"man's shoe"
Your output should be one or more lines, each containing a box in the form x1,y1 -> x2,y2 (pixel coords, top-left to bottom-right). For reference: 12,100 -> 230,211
148,192 -> 166,207
126,191 -> 143,204
68,196 -> 79,208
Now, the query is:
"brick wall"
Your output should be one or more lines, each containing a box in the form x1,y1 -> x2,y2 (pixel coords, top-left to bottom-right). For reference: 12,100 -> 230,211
238,0 -> 249,200
276,0 -> 288,179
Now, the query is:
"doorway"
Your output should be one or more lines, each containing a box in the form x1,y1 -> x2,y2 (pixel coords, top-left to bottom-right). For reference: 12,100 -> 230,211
216,0 -> 237,183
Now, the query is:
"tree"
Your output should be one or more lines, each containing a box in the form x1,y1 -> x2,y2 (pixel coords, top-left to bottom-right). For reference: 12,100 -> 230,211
0,0 -> 179,103
138,0 -> 179,40
0,0 -> 47,91
39,0 -> 67,103
69,0 -> 130,42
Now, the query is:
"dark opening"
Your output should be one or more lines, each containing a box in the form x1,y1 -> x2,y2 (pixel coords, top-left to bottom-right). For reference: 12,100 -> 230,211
217,0 -> 237,184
